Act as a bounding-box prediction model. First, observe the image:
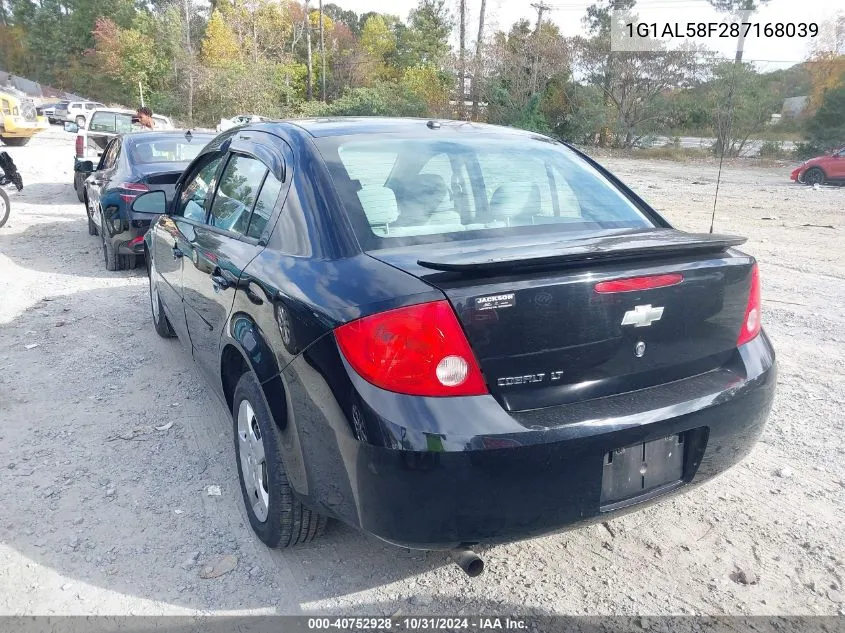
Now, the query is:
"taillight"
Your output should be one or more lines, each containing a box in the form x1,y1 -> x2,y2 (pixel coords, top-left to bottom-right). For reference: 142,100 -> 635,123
75,135 -> 84,157
119,182 -> 149,203
595,273 -> 683,293
334,300 -> 488,397
737,263 -> 761,346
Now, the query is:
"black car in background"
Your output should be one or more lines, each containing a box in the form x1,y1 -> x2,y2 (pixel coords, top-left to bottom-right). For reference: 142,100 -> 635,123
135,118 -> 776,558
77,130 -> 213,270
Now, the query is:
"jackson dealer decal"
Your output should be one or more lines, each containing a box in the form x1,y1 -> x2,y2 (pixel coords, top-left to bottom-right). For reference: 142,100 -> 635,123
475,292 -> 515,311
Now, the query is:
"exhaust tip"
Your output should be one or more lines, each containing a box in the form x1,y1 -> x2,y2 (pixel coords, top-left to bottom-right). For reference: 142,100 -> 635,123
451,548 -> 484,577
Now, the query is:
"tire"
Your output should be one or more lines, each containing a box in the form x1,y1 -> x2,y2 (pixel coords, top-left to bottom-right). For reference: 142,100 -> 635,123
804,167 -> 825,186
74,172 -> 85,203
75,115 -> 86,128
147,254 -> 175,338
0,136 -> 30,147
233,371 -> 327,548
0,188 -> 9,228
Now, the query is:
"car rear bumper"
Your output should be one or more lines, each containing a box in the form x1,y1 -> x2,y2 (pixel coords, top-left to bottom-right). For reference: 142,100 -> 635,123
279,332 -> 776,549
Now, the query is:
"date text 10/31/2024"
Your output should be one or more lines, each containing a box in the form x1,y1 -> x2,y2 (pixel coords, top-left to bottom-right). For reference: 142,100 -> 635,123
625,21 -> 818,39
307,617 -> 528,630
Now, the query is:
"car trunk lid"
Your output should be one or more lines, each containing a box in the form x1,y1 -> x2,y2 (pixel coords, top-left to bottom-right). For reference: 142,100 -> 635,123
368,228 -> 754,411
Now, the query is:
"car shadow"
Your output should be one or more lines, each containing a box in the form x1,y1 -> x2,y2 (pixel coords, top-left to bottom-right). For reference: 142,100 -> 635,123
0,217 -> 146,280
2,282 -> 576,614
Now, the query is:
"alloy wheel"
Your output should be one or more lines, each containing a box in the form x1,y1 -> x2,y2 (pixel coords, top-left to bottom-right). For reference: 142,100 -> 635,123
237,399 -> 270,522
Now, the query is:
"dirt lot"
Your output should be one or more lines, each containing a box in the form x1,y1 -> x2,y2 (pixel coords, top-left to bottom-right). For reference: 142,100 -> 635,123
0,127 -> 843,616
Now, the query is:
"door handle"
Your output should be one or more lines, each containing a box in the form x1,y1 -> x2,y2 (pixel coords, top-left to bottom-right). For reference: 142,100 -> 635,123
172,244 -> 183,259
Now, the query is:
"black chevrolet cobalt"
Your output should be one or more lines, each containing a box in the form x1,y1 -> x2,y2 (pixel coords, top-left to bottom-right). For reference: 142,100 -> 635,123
136,118 -> 776,556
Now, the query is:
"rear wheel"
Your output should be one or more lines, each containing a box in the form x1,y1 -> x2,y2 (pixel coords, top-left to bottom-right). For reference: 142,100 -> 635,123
0,188 -> 9,228
804,167 -> 825,186
148,254 -> 175,338
0,136 -> 30,147
233,371 -> 327,548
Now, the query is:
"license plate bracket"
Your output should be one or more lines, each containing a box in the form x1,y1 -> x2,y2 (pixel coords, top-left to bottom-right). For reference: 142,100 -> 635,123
600,434 -> 685,506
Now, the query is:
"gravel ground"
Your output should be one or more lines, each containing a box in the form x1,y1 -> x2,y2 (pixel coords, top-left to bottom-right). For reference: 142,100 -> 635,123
0,128 -> 843,616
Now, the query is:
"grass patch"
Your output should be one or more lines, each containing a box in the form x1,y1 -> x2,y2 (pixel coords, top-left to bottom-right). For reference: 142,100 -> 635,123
631,146 -> 711,161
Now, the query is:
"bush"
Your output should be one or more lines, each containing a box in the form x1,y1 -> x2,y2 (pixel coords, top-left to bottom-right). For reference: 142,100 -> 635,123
758,140 -> 789,159
791,142 -> 824,161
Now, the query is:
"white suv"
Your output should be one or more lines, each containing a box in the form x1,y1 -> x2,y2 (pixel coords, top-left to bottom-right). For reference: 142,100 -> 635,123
69,107 -> 173,202
59,101 -> 105,127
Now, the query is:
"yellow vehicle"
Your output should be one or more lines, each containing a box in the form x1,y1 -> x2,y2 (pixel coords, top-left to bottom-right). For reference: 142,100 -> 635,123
0,89 -> 49,146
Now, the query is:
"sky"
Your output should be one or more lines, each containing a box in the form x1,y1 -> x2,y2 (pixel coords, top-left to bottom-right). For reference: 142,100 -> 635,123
336,0 -> 844,71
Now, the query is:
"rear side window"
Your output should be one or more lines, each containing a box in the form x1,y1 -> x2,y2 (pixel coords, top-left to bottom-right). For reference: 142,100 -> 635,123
208,154 -> 267,236
247,172 -> 282,239
317,135 -> 655,249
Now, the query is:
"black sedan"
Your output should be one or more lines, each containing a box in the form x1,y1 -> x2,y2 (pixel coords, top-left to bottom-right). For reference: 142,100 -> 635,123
135,118 -> 776,569
77,130 -> 213,270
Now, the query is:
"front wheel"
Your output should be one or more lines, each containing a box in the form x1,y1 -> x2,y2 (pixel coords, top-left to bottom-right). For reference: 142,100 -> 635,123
233,371 -> 327,548
0,136 -> 30,147
804,167 -> 825,186
0,188 -> 9,228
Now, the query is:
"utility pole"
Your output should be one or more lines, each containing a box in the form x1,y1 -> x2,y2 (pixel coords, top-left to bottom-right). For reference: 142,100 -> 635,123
471,0 -> 487,121
530,2 -> 550,95
183,0 -> 194,125
319,0 -> 326,101
458,0 -> 466,120
305,0 -> 313,101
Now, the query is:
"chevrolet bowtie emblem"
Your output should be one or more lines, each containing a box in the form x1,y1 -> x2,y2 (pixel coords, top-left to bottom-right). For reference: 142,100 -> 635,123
621,304 -> 664,327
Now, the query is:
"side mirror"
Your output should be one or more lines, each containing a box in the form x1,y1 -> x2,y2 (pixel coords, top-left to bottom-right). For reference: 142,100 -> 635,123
63,121 -> 79,133
131,190 -> 167,216
74,160 -> 94,172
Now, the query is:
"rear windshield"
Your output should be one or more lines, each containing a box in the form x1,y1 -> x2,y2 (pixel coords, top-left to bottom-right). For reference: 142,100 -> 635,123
89,112 -> 170,133
315,134 -> 655,249
129,137 -> 210,164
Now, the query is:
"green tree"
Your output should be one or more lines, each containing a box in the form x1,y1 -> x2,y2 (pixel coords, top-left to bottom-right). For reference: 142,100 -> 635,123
805,83 -> 845,149
398,0 -> 452,68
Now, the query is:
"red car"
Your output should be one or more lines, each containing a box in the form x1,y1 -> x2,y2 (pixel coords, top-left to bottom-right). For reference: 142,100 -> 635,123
791,147 -> 845,185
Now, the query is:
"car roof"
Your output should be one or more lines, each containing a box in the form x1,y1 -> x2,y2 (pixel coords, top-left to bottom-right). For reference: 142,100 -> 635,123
261,117 -> 552,140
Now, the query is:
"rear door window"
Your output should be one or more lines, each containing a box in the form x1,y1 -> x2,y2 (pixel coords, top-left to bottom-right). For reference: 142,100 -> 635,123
207,154 -> 268,236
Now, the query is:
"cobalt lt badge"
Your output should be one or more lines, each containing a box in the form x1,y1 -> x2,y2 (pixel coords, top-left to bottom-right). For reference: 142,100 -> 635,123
635,341 -> 646,358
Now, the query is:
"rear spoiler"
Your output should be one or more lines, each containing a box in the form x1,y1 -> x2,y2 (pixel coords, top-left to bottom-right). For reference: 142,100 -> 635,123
417,230 -> 747,273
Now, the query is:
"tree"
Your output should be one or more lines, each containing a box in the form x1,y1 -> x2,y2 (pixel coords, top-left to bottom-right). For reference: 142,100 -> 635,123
457,0 -> 466,119
201,10 -> 241,67
709,61 -> 780,156
706,0 -> 771,62
470,0 -> 486,120
583,0 -> 635,146
401,0 -> 452,68
805,83 -> 845,149
304,0 -> 313,100
360,14 -> 397,81
805,13 -> 845,112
